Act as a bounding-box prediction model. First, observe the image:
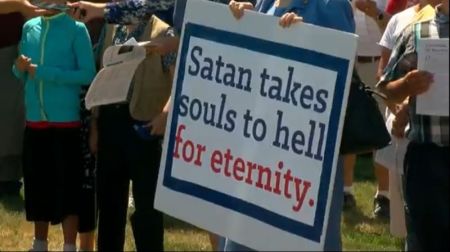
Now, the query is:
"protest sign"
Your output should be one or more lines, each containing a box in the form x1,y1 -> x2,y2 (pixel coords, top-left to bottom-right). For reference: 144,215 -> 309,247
155,1 -> 357,250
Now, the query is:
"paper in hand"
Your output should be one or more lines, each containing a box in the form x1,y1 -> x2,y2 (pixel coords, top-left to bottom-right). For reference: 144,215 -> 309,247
85,38 -> 147,110
417,38 -> 449,116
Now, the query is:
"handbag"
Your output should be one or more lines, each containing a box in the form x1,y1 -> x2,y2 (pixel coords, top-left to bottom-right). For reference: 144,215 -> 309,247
340,70 -> 391,154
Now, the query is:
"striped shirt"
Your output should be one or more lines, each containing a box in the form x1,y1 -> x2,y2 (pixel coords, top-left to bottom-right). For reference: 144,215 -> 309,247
378,10 -> 449,146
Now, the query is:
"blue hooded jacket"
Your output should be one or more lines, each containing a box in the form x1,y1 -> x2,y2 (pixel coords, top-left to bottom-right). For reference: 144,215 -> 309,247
13,13 -> 96,123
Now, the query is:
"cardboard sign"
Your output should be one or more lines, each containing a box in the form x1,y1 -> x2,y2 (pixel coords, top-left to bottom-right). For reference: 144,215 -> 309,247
155,1 -> 357,250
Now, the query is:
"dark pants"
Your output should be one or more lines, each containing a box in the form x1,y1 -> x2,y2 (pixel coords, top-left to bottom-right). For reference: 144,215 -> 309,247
97,105 -> 164,251
403,142 -> 449,251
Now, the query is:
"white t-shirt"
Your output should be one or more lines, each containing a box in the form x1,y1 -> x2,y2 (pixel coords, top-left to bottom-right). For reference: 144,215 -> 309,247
379,6 -> 417,50
354,0 -> 387,56
375,7 -> 418,172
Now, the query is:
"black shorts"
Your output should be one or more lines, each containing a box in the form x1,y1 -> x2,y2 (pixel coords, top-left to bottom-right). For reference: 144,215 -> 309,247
23,127 -> 81,224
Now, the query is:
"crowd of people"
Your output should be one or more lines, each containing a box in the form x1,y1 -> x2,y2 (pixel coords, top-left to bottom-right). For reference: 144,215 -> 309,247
0,0 -> 448,251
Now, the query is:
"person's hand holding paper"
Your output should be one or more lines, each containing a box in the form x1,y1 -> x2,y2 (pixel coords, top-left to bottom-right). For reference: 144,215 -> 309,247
417,38 -> 449,116
139,36 -> 180,55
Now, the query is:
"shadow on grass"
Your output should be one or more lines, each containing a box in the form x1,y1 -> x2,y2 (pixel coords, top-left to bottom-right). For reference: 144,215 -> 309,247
164,215 -> 204,232
0,194 -> 25,212
342,205 -> 389,228
354,153 -> 376,182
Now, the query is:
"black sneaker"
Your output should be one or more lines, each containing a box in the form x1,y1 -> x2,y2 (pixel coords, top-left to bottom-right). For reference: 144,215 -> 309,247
343,192 -> 356,210
373,195 -> 390,219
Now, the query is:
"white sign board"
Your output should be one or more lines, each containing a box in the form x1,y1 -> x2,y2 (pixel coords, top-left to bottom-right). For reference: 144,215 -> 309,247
155,1 -> 357,250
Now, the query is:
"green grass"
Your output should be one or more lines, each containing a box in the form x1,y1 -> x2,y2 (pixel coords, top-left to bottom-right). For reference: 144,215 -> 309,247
0,155 -> 403,251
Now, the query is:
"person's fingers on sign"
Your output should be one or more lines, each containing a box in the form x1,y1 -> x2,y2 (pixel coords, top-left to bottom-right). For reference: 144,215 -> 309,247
228,0 -> 254,20
279,12 -> 303,28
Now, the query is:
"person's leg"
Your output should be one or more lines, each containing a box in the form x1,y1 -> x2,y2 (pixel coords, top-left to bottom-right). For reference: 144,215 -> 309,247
129,134 -> 164,251
53,128 -> 83,251
79,231 -> 96,251
374,163 -> 389,192
77,90 -> 97,252
403,143 -> 449,251
77,181 -> 97,251
388,169 -> 406,238
427,146 -> 449,251
23,128 -> 54,251
356,59 -> 390,218
96,106 -> 131,251
216,235 -> 226,251
32,222 -> 49,251
62,215 -> 79,251
97,149 -> 129,251
209,233 -> 226,251
373,161 -> 390,219
209,233 -> 219,251
77,167 -> 97,251
324,157 -> 344,251
343,154 -> 356,209
223,239 -> 253,251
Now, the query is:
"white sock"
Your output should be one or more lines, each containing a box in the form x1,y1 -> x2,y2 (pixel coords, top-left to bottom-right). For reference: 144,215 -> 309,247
31,239 -> 48,252
376,190 -> 389,199
344,186 -> 353,194
63,243 -> 77,252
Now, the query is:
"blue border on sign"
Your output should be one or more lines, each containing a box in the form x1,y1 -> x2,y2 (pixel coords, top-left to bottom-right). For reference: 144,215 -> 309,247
163,23 -> 350,242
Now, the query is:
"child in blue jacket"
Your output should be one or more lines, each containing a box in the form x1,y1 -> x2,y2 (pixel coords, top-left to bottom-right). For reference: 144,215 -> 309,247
12,2 -> 96,251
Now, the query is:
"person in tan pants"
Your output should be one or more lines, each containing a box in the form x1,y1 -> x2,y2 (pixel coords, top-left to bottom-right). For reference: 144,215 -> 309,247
343,0 -> 391,219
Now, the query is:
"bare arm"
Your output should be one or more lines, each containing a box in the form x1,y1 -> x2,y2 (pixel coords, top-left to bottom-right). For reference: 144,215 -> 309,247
0,0 -> 48,18
69,0 -> 174,24
377,47 -> 392,81
0,0 -> 23,13
355,0 -> 392,32
379,70 -> 433,104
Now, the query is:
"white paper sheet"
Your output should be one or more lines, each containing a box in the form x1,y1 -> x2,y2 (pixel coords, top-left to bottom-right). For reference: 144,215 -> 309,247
416,38 -> 449,116
375,111 -> 409,175
85,38 -> 147,110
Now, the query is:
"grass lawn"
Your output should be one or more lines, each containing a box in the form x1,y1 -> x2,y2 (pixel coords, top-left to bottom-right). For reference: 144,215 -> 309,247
0,155 -> 403,251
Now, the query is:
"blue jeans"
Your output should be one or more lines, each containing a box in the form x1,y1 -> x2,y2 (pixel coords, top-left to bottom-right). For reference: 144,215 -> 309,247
222,158 -> 344,251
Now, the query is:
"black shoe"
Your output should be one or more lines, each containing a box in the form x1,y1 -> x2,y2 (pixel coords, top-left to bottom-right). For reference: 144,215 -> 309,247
373,195 -> 390,219
343,192 -> 356,210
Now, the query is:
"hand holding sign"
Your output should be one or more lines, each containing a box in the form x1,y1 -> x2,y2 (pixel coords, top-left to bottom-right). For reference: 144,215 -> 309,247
228,0 -> 254,19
